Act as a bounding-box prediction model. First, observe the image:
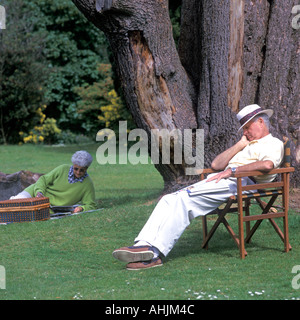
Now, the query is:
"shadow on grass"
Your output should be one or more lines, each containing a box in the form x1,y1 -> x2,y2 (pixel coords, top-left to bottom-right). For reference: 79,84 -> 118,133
166,221 -> 287,263
96,188 -> 161,208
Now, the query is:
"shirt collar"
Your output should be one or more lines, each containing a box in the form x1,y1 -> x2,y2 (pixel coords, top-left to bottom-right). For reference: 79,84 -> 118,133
68,165 -> 88,184
249,133 -> 272,145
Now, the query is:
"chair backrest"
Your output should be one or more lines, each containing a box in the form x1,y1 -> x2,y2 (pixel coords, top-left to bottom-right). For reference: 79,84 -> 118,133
283,138 -> 291,168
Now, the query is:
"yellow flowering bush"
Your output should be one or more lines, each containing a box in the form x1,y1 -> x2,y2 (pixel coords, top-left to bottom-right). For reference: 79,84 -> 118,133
19,106 -> 61,144
98,90 -> 124,128
36,106 -> 46,124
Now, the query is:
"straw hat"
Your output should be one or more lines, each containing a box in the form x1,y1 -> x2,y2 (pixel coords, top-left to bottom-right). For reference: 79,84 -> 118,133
237,104 -> 273,131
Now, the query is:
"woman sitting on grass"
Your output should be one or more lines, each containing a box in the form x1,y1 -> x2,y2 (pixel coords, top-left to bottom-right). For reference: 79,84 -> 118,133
10,150 -> 96,213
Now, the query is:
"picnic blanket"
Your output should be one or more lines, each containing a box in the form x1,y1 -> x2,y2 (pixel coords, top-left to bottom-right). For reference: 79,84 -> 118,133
0,205 -> 101,225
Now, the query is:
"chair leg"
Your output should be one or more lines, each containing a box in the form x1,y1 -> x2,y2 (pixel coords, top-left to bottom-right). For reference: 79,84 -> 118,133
221,217 -> 247,256
268,218 -> 292,251
202,216 -> 208,250
237,179 -> 246,259
201,204 -> 233,250
283,216 -> 290,252
238,217 -> 246,259
245,195 -> 278,243
245,199 -> 251,242
283,172 -> 291,252
201,211 -> 224,249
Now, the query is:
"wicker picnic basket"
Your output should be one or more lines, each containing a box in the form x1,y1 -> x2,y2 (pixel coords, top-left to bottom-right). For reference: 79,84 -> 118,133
0,197 -> 50,223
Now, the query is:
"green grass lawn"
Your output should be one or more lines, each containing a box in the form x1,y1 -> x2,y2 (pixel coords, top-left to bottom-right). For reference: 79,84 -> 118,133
0,144 -> 299,300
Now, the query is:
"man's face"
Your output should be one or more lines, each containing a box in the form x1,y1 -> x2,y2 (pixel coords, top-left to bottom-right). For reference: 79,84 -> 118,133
242,117 -> 266,141
73,165 -> 87,179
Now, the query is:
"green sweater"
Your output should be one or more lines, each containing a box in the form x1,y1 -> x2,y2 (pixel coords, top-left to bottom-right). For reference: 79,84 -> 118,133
25,164 -> 96,212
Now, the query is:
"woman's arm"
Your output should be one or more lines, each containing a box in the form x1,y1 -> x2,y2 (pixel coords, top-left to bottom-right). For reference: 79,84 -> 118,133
75,180 -> 96,212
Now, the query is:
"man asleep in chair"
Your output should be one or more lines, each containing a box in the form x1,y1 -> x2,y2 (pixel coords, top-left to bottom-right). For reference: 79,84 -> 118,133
112,104 -> 284,270
10,150 -> 96,213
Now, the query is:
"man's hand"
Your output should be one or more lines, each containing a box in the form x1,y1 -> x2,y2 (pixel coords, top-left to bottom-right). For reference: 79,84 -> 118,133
207,159 -> 274,184
73,206 -> 83,213
206,168 -> 232,183
239,135 -> 250,148
36,192 -> 44,198
211,135 -> 249,171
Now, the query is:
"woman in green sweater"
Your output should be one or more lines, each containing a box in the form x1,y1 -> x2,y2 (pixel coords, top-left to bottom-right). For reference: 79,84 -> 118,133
10,151 -> 96,213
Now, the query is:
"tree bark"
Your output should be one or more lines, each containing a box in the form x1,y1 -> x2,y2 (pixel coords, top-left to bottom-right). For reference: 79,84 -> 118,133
72,0 -> 300,190
73,0 -> 199,191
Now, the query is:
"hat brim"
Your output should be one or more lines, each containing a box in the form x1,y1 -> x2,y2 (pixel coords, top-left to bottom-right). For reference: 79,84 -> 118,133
238,109 -> 273,132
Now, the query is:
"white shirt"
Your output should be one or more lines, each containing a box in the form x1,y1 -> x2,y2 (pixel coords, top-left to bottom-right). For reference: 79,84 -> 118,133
226,134 -> 284,183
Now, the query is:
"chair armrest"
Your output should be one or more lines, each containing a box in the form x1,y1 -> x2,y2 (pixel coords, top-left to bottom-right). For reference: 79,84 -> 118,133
196,168 -> 218,181
198,167 -> 294,186
200,168 -> 218,174
233,167 -> 295,178
233,167 -> 295,193
198,167 -> 294,178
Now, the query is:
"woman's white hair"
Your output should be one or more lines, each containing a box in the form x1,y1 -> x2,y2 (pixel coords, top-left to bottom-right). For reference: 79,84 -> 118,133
71,150 -> 93,167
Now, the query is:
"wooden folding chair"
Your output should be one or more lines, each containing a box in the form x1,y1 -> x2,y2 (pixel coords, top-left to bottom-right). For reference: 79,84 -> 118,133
200,138 -> 295,259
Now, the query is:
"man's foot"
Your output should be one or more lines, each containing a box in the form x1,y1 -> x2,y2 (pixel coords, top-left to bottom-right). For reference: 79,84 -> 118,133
112,246 -> 154,263
126,257 -> 163,270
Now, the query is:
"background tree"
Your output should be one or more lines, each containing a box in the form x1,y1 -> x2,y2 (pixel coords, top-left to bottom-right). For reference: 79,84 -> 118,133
24,0 -> 110,134
1,0 -> 128,144
72,0 -> 300,191
0,0 -> 47,144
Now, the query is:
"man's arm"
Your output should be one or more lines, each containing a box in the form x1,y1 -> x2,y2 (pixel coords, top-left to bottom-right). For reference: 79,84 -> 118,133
207,160 -> 274,183
211,135 -> 249,171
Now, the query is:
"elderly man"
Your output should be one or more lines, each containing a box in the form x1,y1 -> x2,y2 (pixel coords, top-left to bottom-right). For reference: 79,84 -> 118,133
10,150 -> 96,213
113,104 -> 284,270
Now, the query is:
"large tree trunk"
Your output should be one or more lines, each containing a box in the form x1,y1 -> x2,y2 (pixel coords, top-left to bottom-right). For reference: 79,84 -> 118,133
72,0 -> 300,191
179,0 -> 300,185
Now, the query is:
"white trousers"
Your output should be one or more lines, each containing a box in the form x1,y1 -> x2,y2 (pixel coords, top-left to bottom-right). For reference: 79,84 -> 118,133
135,175 -> 254,257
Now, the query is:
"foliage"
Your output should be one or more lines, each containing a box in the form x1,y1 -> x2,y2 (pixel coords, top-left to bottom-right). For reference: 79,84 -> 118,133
57,130 -> 93,145
75,64 -> 134,133
169,1 -> 181,48
0,0 -> 48,144
20,117 -> 62,145
39,118 -> 62,143
98,89 -> 125,128
0,0 -> 182,144
22,0 -> 110,134
19,105 -> 93,145
0,0 -> 111,144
